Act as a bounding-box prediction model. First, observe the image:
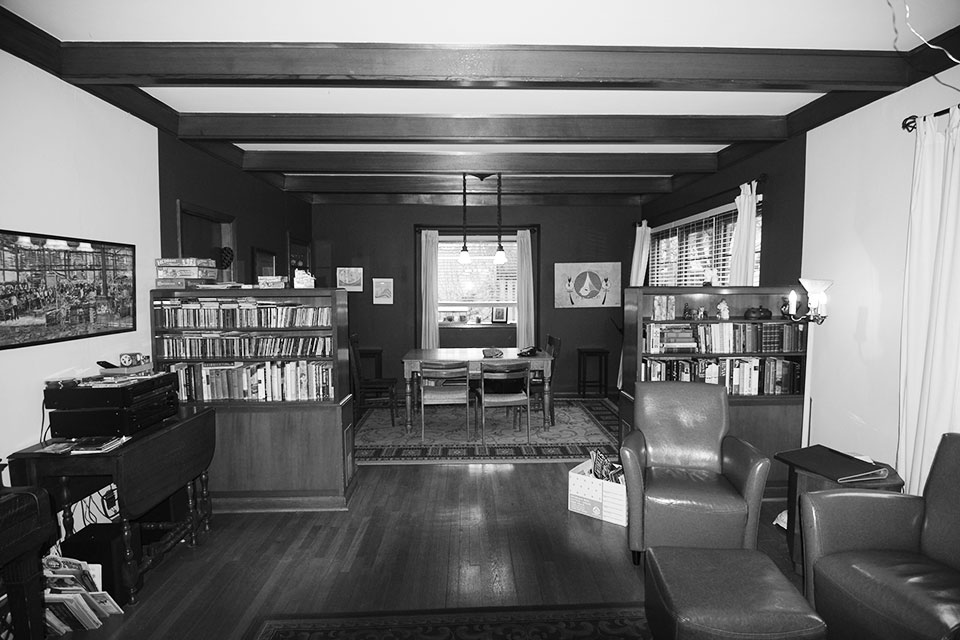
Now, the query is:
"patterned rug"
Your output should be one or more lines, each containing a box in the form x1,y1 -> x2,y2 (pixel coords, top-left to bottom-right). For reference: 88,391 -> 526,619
245,603 -> 649,640
355,398 -> 620,464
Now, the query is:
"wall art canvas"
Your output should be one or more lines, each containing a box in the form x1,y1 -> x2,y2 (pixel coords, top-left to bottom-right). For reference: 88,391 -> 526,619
372,278 -> 393,304
0,230 -> 136,350
554,262 -> 621,308
336,267 -> 363,292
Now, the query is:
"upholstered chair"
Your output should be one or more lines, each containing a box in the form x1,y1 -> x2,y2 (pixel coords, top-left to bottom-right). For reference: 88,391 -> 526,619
620,381 -> 770,565
800,432 -> 960,640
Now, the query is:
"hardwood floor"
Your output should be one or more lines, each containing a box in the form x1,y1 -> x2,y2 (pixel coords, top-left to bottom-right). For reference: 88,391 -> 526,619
71,463 -> 796,640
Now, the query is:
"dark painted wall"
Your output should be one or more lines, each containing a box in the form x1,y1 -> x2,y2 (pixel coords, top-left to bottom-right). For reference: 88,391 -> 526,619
643,136 -> 806,286
314,203 -> 639,395
157,132 -> 313,276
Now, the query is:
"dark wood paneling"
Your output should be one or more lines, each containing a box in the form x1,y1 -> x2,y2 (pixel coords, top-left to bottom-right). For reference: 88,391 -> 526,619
179,113 -> 788,143
59,42 -> 912,92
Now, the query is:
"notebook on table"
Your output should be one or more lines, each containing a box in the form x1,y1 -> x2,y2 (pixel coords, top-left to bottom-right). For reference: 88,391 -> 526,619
775,444 -> 890,483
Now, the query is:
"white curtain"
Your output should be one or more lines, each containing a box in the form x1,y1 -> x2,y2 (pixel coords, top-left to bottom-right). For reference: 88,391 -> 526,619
516,230 -> 535,348
728,181 -> 758,286
898,106 -> 960,494
420,229 -> 439,348
618,221 -> 651,389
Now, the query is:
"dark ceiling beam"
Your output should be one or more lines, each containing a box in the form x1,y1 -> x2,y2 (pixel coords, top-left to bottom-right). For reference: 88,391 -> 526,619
59,42 -> 912,92
179,114 -> 787,144
283,174 -> 673,195
81,85 -> 181,135
310,192 -> 645,207
0,7 -> 61,76
244,151 -> 715,174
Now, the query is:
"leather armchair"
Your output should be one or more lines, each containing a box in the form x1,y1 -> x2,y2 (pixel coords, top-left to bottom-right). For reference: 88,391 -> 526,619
620,382 -> 770,565
800,433 -> 960,640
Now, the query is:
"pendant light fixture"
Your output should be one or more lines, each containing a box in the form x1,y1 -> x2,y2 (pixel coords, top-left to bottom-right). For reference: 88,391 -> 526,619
458,172 -> 471,264
493,173 -> 507,265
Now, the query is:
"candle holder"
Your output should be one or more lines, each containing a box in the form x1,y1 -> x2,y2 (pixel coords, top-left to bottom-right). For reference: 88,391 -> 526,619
785,278 -> 832,325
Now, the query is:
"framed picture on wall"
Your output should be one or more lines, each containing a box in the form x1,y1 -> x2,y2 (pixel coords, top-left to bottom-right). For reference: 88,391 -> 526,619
0,229 -> 136,350
372,278 -> 393,304
252,247 -> 277,280
287,233 -> 313,275
554,262 -> 622,308
336,267 -> 363,292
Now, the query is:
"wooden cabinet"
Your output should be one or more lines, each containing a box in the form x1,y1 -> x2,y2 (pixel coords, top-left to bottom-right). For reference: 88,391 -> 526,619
150,288 -> 355,511
619,286 -> 809,495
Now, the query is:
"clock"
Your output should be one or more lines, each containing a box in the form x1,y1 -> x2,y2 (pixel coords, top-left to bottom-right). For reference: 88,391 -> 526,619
119,352 -> 142,367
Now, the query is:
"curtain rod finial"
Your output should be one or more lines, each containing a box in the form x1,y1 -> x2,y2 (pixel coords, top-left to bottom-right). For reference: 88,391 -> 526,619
902,115 -> 918,132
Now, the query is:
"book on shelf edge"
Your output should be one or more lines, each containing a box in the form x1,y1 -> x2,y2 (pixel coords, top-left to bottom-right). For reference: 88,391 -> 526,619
775,444 -> 889,483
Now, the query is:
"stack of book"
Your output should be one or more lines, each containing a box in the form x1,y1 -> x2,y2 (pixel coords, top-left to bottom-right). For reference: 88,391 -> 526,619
42,555 -> 123,635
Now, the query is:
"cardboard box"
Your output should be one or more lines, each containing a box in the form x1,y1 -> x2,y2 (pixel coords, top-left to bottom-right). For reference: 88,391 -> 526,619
567,459 -> 627,526
155,257 -> 217,268
155,266 -> 219,279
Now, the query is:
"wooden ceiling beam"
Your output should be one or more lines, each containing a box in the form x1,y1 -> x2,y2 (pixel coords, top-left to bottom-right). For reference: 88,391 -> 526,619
179,113 -> 786,143
244,151 -> 716,174
309,192 -> 646,207
59,42 -> 912,92
283,174 -> 673,194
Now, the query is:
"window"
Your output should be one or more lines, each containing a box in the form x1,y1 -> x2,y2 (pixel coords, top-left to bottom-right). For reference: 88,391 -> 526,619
648,199 -> 762,286
438,235 -> 517,325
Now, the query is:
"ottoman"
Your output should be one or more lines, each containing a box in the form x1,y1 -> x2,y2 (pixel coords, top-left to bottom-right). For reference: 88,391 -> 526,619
645,547 -> 826,640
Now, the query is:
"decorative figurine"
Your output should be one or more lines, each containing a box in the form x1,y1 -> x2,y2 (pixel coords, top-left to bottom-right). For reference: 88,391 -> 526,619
717,299 -> 730,320
697,306 -> 707,319
682,303 -> 693,319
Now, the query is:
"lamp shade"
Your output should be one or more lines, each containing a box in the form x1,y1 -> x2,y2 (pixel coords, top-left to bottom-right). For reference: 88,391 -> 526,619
799,278 -> 832,314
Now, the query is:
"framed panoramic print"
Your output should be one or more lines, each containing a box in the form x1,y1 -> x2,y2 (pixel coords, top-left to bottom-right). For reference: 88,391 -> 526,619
0,230 -> 136,350
554,261 -> 622,308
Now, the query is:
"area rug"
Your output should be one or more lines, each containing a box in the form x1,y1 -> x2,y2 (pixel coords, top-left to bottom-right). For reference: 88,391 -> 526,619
354,398 -> 620,464
245,603 -> 649,640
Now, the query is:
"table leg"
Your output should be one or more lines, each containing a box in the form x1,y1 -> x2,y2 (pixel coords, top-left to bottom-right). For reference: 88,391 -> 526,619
120,517 -> 139,605
405,376 -> 414,433
199,470 -> 211,532
544,378 -> 553,427
185,479 -> 197,547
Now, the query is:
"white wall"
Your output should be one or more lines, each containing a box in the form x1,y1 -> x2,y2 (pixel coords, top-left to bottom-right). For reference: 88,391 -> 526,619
0,51 -> 160,480
803,65 -> 960,464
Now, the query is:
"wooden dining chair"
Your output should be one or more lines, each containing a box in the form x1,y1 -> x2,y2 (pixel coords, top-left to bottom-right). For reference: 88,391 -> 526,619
477,361 -> 538,446
419,360 -> 472,442
348,334 -> 398,428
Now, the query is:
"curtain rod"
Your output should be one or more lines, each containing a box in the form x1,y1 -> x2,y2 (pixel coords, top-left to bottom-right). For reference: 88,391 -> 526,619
902,104 -> 957,132
638,173 -> 768,225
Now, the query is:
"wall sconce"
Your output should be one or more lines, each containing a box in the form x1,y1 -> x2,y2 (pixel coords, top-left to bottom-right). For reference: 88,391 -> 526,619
493,173 -> 507,265
458,172 -> 470,265
784,278 -> 832,325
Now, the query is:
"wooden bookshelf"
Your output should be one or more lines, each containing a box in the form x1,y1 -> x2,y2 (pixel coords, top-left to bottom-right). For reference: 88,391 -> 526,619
620,286 -> 809,495
150,288 -> 355,511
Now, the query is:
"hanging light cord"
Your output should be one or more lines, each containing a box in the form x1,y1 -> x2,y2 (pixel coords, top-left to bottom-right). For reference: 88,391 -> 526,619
496,173 -> 503,249
461,172 -> 468,252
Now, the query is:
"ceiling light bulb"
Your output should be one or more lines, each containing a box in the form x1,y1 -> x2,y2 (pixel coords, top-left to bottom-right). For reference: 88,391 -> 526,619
493,246 -> 507,265
458,247 -> 471,264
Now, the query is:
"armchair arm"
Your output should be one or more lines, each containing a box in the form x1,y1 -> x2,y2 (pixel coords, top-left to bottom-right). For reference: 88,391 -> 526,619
620,430 -> 648,551
720,435 -> 770,549
800,489 -> 924,605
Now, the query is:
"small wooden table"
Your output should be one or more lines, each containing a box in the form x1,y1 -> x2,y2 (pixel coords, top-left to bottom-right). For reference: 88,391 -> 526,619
401,348 -> 553,433
7,406 -> 216,604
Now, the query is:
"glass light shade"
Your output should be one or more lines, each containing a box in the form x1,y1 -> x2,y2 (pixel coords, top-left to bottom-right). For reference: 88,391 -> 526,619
458,247 -> 471,264
493,245 -> 507,265
799,278 -> 832,315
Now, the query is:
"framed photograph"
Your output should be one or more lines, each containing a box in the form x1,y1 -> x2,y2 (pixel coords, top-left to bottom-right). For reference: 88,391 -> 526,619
492,306 -> 507,323
372,278 -> 393,305
287,233 -> 313,275
0,229 -> 136,351
251,247 -> 276,279
554,261 -> 622,308
336,267 -> 363,292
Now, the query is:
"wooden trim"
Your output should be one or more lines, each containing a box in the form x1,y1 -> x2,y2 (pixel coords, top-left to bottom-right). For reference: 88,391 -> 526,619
284,175 -> 673,195
245,151 -> 716,174
59,42 -> 912,92
179,114 -> 787,144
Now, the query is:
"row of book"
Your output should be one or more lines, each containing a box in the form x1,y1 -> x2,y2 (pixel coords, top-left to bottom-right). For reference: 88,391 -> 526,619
645,322 -> 805,354
169,360 -> 336,402
642,356 -> 803,396
42,555 -> 123,635
153,298 -> 331,329
157,333 -> 333,359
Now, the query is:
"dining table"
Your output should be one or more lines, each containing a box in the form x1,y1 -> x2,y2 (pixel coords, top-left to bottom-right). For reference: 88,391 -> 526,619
400,347 -> 554,433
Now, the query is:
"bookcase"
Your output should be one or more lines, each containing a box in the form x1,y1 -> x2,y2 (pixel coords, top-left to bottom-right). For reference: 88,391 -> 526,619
150,288 -> 355,512
619,286 -> 809,495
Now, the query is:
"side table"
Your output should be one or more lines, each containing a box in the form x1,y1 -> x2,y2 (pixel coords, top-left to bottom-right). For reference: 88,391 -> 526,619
775,445 -> 904,573
577,348 -> 609,397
